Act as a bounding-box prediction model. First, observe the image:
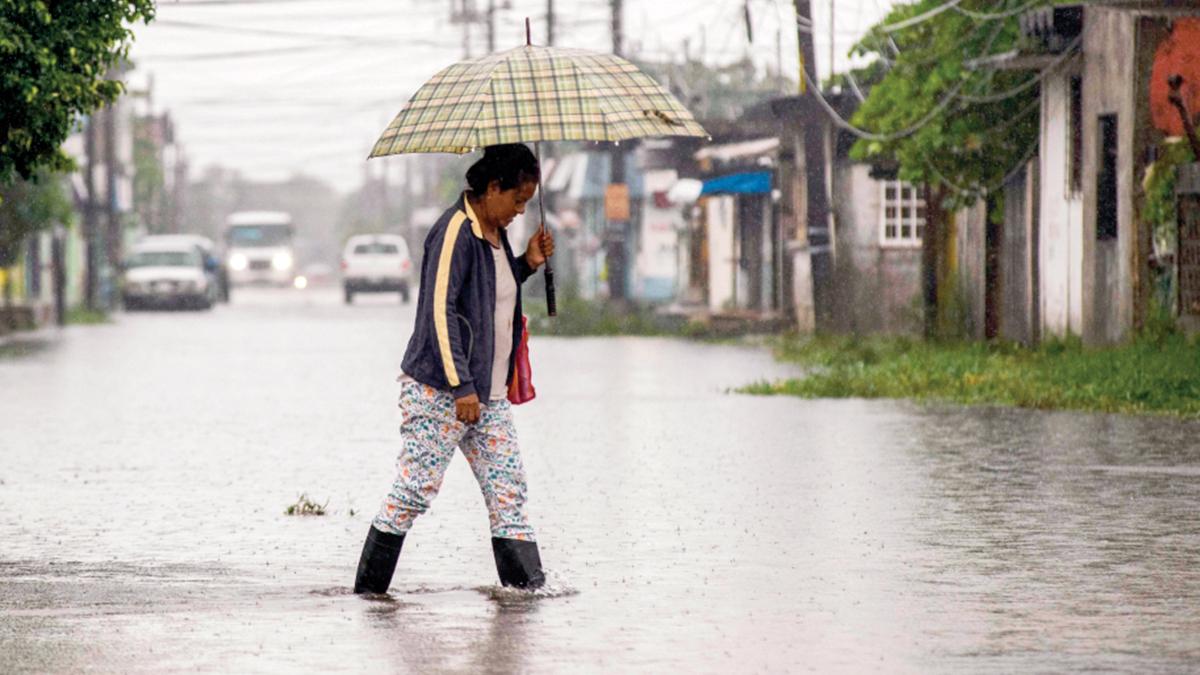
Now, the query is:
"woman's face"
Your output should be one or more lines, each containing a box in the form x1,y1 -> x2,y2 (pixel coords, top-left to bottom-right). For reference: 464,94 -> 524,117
485,179 -> 537,229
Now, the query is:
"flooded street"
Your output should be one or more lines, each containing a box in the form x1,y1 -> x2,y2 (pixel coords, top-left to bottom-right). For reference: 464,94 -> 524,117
3,287 -> 1200,673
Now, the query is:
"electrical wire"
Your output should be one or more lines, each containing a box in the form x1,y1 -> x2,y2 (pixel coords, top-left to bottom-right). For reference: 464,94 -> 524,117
799,19 -> 1005,142
956,35 -> 1081,103
924,135 -> 1039,197
952,0 -> 1049,21
878,0 -> 964,34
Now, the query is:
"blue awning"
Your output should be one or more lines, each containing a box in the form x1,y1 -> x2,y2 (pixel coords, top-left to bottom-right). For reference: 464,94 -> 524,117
700,171 -> 771,195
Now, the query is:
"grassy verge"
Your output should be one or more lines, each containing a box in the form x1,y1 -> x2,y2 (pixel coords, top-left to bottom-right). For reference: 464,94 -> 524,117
741,333 -> 1200,418
66,307 -> 110,325
524,296 -> 709,338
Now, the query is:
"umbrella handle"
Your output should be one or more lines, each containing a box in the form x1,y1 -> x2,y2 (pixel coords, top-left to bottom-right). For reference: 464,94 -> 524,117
535,140 -> 556,317
544,266 -> 557,317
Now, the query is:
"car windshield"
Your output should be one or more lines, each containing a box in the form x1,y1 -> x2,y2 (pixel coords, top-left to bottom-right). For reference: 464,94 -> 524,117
352,242 -> 401,255
127,250 -> 201,268
227,224 -> 291,247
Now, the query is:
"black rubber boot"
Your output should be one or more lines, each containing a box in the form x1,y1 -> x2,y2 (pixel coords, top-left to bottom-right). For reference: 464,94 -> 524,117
353,526 -> 405,594
491,537 -> 545,589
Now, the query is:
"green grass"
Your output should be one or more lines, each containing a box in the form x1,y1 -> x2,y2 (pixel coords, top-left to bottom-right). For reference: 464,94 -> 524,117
742,332 -> 1200,418
65,307 -> 110,325
524,296 -> 708,338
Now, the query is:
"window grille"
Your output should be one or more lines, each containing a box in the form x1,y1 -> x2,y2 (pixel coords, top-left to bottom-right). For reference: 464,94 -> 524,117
879,180 -> 924,247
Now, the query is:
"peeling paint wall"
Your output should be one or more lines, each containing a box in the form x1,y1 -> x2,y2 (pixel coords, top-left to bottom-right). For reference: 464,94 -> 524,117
828,163 -> 922,335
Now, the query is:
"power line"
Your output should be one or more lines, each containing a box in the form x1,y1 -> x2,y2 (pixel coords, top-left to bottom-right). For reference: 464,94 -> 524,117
800,19 -> 1005,142
878,0 -> 963,34
924,135 -> 1039,197
952,0 -> 1048,21
956,35 -> 1081,104
151,18 -> 379,41
802,65 -> 967,141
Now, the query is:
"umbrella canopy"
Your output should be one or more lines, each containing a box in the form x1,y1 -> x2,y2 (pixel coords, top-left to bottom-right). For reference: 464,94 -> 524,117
369,44 -> 707,157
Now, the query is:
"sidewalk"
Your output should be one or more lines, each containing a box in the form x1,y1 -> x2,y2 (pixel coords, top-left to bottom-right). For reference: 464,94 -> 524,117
0,304 -> 59,349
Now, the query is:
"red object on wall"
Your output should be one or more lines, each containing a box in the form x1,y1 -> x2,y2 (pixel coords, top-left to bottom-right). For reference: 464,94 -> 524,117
1150,18 -> 1200,137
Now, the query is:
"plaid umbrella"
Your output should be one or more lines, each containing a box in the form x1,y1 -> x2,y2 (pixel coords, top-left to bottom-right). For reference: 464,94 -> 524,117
370,29 -> 706,316
369,44 -> 707,157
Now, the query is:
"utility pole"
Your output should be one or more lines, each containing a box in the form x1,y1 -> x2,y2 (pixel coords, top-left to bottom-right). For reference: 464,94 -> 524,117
380,158 -> 389,231
546,0 -> 554,46
791,0 -> 831,331
486,0 -> 496,53
611,0 -> 623,56
450,0 -> 474,58
84,113 -> 99,311
606,0 -> 628,301
829,0 -> 835,84
777,28 -> 783,92
104,98 -> 120,308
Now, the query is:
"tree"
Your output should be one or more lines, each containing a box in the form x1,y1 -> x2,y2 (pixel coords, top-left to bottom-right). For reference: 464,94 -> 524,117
0,172 -> 71,305
846,0 -> 1044,336
0,0 -> 155,185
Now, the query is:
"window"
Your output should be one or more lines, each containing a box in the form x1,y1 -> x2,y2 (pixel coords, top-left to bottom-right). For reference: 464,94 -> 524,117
353,243 -> 400,255
880,180 -> 925,247
1068,75 -> 1083,193
1097,114 -> 1118,240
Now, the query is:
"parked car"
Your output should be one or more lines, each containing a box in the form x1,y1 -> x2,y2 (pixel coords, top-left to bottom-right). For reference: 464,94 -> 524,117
341,234 -> 413,304
121,239 -> 219,311
139,234 -> 230,302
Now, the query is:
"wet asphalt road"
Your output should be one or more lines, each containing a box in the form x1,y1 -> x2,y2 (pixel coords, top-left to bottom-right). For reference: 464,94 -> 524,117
2,285 -> 1200,673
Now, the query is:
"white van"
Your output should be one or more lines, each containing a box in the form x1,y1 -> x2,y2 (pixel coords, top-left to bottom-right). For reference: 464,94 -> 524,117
224,211 -> 295,287
341,234 -> 413,304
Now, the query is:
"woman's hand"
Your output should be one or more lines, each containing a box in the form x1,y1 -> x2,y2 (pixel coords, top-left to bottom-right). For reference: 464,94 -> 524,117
455,392 -> 481,424
524,229 -> 556,269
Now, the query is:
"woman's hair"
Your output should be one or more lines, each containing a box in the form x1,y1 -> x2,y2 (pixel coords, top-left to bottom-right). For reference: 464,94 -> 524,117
465,143 -> 540,193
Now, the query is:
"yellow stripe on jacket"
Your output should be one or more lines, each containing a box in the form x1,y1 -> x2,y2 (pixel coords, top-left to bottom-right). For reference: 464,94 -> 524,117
434,211 -> 468,386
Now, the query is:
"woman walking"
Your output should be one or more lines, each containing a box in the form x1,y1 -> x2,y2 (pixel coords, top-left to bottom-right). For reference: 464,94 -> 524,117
354,143 -> 554,593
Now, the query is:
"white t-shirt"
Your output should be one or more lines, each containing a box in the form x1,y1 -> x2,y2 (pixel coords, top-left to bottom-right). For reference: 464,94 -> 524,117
490,245 -> 517,400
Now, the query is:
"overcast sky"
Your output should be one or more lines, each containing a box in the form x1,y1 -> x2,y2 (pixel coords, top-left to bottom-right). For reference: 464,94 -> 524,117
126,0 -> 896,194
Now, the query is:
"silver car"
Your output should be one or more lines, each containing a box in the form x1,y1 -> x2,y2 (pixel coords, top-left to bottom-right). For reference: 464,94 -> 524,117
122,240 -> 218,311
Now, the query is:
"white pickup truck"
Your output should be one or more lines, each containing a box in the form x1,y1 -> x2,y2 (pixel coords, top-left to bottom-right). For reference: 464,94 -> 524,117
341,234 -> 413,304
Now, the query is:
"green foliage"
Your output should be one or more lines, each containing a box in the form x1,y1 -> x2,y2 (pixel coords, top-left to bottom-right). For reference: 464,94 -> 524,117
0,171 -> 71,266
847,0 -> 1045,208
0,0 -> 155,185
1142,138 -> 1195,254
746,333 -> 1200,418
132,116 -> 166,233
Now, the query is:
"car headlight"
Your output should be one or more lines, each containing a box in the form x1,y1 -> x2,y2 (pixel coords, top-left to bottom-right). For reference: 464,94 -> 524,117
272,252 -> 293,271
229,253 -> 249,271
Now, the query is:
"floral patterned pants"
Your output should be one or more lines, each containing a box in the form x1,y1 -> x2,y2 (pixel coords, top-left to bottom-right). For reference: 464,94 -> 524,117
372,381 -> 535,541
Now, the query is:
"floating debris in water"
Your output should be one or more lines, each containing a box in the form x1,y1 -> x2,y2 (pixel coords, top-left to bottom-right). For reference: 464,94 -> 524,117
284,493 -> 328,516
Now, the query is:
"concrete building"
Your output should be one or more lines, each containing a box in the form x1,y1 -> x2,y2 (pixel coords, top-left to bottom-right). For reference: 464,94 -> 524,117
995,1 -> 1200,344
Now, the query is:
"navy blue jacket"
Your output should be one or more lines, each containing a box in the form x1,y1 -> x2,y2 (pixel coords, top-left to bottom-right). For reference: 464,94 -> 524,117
401,193 -> 534,402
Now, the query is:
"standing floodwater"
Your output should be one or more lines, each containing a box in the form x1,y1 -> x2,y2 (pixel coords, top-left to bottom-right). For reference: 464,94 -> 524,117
2,287 -> 1199,673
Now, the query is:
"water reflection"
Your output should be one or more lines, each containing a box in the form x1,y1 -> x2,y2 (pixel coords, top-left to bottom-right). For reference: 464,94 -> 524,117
358,588 -> 537,674
4,289 -> 1200,671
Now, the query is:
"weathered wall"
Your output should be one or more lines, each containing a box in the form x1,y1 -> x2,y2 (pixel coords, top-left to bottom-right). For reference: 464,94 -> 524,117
1082,8 -> 1136,344
1039,66 -> 1086,339
955,201 -> 989,340
828,163 -> 923,335
1000,163 -> 1039,344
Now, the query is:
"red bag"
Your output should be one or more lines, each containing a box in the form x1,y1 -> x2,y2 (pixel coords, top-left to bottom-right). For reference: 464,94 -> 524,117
507,315 -> 536,405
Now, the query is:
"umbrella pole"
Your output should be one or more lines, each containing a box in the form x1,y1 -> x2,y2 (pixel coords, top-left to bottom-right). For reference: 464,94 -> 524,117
535,140 -> 556,317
